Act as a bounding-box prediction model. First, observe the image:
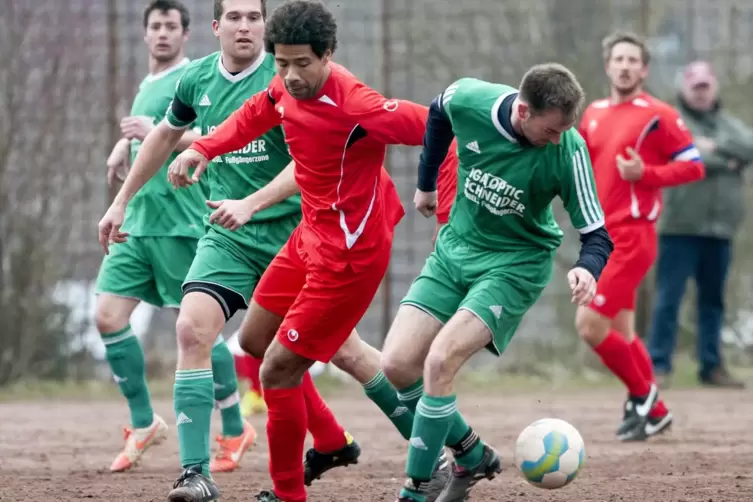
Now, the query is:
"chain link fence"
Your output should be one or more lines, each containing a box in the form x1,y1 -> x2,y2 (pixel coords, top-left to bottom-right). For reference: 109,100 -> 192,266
2,0 -> 753,383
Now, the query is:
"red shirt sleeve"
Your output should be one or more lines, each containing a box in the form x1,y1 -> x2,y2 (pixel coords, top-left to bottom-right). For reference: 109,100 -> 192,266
190,84 -> 282,160
436,140 -> 458,224
345,84 -> 428,146
639,108 -> 705,187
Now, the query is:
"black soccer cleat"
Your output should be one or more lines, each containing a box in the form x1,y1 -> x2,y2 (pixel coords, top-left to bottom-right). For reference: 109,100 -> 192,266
644,410 -> 673,437
617,383 -> 659,442
426,451 -> 451,502
167,465 -> 220,502
435,444 -> 501,502
303,432 -> 361,486
256,490 -> 283,502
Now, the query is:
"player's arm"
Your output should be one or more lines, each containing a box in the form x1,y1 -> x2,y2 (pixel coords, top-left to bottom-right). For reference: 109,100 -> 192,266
112,120 -> 186,207
435,139 -> 459,224
560,143 -> 613,281
637,110 -> 705,187
190,88 -> 281,161
415,92 -> 456,193
346,85 -> 430,147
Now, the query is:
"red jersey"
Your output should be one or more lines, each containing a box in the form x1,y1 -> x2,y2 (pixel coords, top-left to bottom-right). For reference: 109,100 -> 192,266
579,93 -> 705,229
190,63 -> 431,271
436,139 -> 458,225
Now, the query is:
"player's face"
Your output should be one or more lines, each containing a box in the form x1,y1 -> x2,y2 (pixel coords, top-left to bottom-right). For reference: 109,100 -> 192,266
605,42 -> 648,96
213,0 -> 265,62
518,106 -> 574,147
274,45 -> 332,100
144,9 -> 187,63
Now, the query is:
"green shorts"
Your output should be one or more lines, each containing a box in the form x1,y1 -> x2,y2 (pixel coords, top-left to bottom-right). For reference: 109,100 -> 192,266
183,214 -> 300,318
400,225 -> 554,355
95,236 -> 198,308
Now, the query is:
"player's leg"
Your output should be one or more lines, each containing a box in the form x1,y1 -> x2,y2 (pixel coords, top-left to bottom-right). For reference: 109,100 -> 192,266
255,253 -> 390,502
165,236 -> 256,501
238,352 -> 266,416
94,237 -> 167,472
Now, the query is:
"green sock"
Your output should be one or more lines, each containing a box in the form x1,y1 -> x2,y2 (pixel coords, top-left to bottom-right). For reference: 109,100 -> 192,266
363,371 -> 415,441
401,394 -> 456,501
102,326 -> 153,429
174,368 -> 214,477
211,336 -> 245,437
446,413 -> 486,469
397,379 -> 424,413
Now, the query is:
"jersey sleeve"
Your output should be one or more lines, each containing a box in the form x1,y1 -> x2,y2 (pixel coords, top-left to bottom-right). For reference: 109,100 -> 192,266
639,107 -> 705,187
436,140 -> 458,224
345,84 -> 428,146
191,83 -> 282,161
559,139 -> 605,234
165,74 -> 197,130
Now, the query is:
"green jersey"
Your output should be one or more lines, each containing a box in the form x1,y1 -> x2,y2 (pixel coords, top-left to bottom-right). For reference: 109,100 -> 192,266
441,78 -> 604,251
165,51 -> 300,246
124,58 -> 207,238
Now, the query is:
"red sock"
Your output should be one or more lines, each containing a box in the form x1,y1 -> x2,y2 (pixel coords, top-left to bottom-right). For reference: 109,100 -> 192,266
630,336 -> 669,418
246,355 -> 263,395
265,386 -> 308,502
301,372 -> 346,452
593,330 -> 651,397
234,354 -> 251,380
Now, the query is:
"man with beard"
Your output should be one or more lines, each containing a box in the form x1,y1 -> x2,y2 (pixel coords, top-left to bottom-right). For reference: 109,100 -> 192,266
576,31 -> 705,442
96,0 -> 254,475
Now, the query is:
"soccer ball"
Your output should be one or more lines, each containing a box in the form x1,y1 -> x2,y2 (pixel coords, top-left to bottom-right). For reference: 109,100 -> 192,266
514,418 -> 585,489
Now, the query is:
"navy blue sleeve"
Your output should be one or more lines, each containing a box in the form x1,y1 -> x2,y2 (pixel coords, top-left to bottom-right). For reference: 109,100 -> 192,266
574,226 -> 613,280
417,94 -> 455,192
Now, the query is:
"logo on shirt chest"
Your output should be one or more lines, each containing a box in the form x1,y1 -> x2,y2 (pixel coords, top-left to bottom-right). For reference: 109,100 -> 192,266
206,125 -> 269,164
463,168 -> 527,217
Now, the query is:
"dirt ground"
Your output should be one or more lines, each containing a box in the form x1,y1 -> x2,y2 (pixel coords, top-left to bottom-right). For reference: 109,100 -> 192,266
2,387 -> 752,501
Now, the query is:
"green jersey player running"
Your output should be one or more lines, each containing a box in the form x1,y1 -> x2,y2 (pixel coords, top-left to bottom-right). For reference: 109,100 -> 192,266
100,1 -> 451,500
95,0 -> 252,475
380,64 -> 614,502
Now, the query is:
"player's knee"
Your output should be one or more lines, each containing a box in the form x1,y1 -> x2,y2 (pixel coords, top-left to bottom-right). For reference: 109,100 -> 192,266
95,305 -> 129,335
423,347 -> 455,386
381,345 -> 419,389
238,327 -> 269,359
175,313 -> 214,357
575,306 -> 608,347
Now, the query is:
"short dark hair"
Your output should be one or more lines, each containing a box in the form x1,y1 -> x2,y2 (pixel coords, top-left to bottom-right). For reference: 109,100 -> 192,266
602,31 -> 651,66
518,63 -> 585,122
143,0 -> 190,31
214,0 -> 267,22
264,0 -> 338,58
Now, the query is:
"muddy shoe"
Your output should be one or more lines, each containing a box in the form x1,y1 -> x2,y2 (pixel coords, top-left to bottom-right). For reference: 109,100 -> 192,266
435,444 -> 502,502
167,465 -> 220,502
303,431 -> 361,485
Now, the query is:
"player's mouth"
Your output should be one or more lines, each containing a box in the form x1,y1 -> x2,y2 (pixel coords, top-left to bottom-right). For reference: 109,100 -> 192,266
236,38 -> 253,45
155,43 -> 171,50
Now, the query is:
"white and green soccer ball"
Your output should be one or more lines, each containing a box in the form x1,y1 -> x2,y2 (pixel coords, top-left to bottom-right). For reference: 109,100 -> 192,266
514,418 -> 586,489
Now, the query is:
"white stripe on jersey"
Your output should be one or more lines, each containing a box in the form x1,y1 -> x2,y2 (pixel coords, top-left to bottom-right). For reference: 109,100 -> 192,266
572,146 -> 604,233
672,145 -> 701,161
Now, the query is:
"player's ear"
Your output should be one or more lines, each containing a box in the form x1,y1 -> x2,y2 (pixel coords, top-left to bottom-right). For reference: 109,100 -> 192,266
321,49 -> 333,65
212,20 -> 220,38
517,102 -> 529,120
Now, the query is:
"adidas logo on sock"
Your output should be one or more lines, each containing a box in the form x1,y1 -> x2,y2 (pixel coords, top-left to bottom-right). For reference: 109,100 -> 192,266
176,412 -> 193,425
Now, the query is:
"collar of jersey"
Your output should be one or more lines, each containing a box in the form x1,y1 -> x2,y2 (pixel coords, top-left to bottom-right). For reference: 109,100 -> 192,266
145,57 -> 190,83
491,90 -> 527,144
218,50 -> 267,84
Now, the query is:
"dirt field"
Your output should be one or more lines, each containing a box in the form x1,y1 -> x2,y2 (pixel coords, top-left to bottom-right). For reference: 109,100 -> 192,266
2,387 -> 752,501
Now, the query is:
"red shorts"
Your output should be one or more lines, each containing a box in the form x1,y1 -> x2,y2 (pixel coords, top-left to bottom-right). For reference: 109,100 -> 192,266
253,226 -> 391,363
588,224 -> 657,319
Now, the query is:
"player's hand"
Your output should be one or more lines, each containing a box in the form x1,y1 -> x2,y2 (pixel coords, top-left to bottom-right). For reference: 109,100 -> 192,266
120,116 -> 154,142
616,147 -> 644,181
98,203 -> 129,255
206,198 -> 258,231
414,189 -> 438,218
106,139 -> 131,187
696,136 -> 716,154
168,148 -> 209,188
567,267 -> 596,306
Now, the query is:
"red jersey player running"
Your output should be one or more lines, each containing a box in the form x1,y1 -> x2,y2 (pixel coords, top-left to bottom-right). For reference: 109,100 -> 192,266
167,1 -> 449,500
576,31 -> 705,442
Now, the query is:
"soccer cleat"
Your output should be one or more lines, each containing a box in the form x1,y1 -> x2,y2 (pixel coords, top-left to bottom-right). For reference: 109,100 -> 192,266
209,419 -> 257,472
240,389 -> 267,416
303,431 -> 361,485
435,444 -> 501,502
255,490 -> 283,502
644,410 -> 673,438
426,451 -> 451,502
109,414 -> 168,472
617,383 -> 659,442
167,465 -> 220,502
